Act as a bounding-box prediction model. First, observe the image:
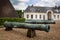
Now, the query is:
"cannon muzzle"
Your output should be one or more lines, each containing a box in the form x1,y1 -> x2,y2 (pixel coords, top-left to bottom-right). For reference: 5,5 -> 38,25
4,21 -> 50,32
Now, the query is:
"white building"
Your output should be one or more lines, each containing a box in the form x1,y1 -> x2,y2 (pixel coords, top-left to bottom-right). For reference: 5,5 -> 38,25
24,6 -> 60,20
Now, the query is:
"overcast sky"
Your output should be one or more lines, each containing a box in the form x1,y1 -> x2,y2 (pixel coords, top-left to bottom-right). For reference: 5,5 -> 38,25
10,0 -> 60,10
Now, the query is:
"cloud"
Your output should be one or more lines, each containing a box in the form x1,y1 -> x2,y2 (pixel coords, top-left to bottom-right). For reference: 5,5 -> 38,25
41,0 -> 55,2
10,0 -> 60,10
34,0 -> 60,7
18,0 -> 29,2
34,0 -> 55,7
13,3 -> 27,10
10,0 -> 28,10
55,0 -> 60,6
10,0 -> 20,5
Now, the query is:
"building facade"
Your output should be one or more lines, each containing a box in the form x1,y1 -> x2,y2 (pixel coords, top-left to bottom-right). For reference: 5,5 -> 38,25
24,6 -> 60,20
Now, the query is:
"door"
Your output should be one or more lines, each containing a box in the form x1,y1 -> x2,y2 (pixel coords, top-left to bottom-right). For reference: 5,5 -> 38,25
48,11 -> 51,20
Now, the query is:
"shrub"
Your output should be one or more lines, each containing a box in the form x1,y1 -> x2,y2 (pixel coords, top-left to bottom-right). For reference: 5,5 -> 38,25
0,18 -> 25,26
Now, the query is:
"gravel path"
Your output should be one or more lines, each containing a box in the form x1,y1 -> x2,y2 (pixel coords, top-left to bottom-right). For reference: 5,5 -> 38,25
0,21 -> 60,40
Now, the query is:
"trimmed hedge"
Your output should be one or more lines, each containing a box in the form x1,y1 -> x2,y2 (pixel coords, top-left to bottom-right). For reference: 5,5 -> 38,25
0,18 -> 25,26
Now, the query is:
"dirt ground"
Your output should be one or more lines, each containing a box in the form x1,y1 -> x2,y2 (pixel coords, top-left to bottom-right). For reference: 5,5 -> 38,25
0,21 -> 60,40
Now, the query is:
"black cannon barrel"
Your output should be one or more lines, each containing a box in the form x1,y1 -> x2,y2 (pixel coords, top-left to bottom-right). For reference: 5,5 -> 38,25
4,21 -> 50,32
25,19 -> 55,24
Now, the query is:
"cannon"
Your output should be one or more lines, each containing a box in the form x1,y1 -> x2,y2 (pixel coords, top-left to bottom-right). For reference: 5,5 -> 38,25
4,21 -> 50,32
3,19 -> 55,38
25,19 -> 55,24
4,21 -> 50,38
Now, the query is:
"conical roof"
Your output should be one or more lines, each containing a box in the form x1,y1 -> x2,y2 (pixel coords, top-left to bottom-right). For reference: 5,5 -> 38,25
0,0 -> 19,18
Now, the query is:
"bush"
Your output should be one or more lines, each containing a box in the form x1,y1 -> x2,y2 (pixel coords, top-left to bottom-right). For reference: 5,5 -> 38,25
0,18 -> 25,26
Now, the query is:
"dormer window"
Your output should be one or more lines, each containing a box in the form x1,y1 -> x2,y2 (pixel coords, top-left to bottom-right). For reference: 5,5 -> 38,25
59,10 -> 60,12
37,9 -> 40,12
30,8 -> 35,12
55,10 -> 59,12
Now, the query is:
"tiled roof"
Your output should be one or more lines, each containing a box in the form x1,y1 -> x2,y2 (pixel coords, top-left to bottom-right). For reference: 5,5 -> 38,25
0,0 -> 19,18
24,6 -> 60,13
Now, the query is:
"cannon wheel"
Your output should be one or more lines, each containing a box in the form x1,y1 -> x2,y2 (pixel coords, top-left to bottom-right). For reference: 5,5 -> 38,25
27,29 -> 36,38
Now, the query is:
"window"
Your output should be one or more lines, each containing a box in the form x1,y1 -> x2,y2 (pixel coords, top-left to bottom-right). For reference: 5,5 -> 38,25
35,15 -> 37,19
43,15 -> 45,20
54,15 -> 56,18
31,15 -> 33,19
27,14 -> 29,18
30,8 -> 35,12
57,15 -> 59,19
39,15 -> 41,19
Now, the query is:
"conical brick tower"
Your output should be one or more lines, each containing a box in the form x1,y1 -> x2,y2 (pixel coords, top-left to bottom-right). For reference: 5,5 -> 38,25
0,0 -> 18,18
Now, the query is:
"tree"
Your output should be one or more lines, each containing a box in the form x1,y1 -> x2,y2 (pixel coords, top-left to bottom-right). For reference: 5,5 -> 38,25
16,10 -> 23,18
